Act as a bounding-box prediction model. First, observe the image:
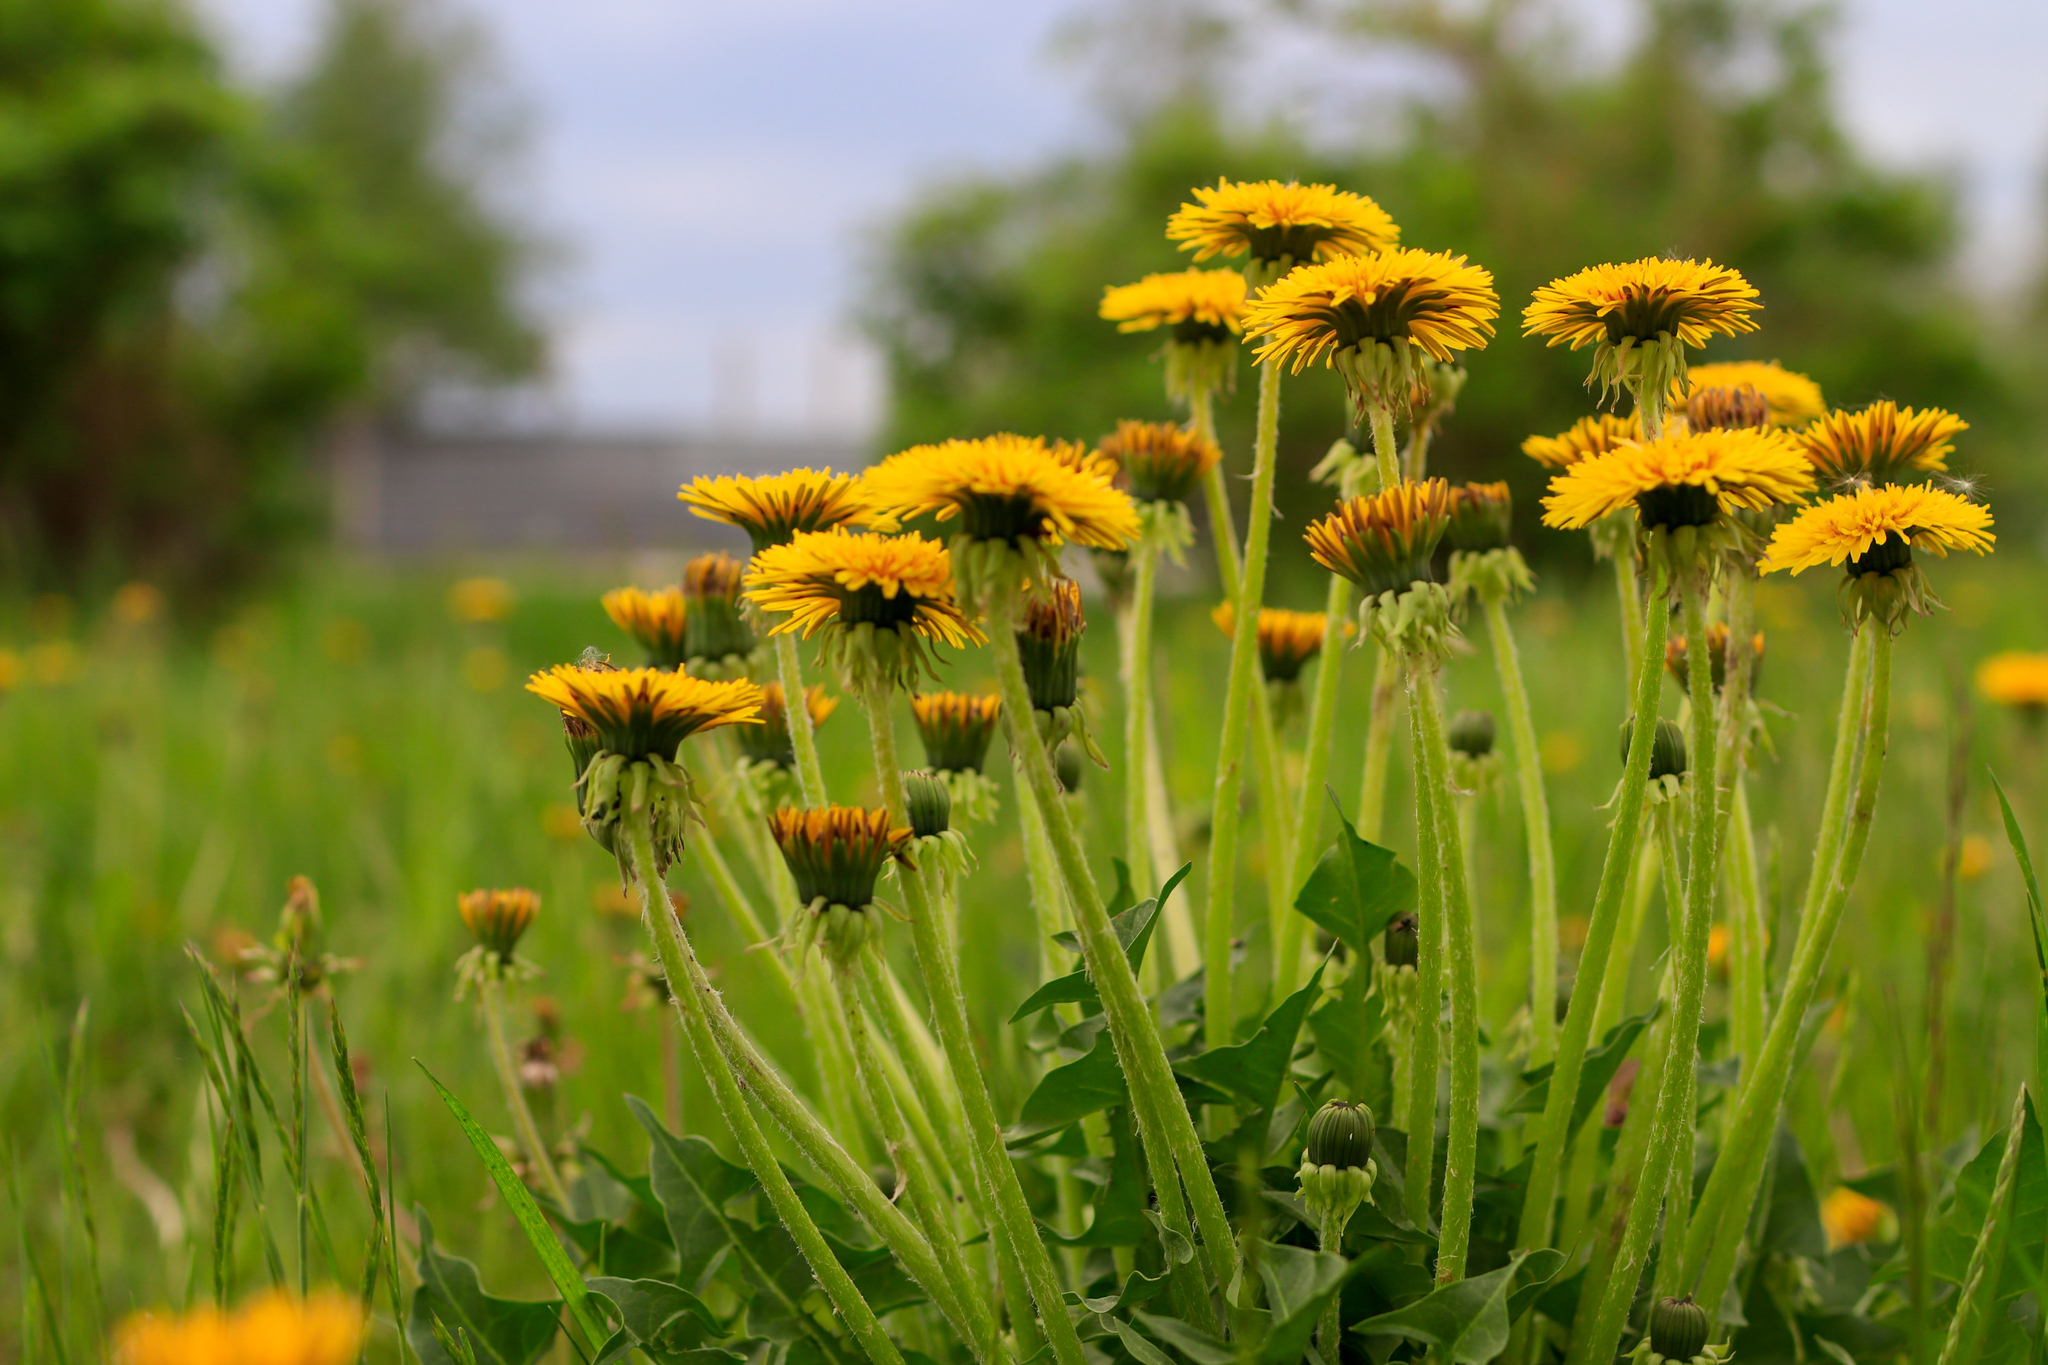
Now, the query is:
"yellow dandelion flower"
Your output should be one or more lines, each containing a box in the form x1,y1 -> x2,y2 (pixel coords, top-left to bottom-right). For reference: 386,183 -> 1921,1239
911,691 -> 1004,774
116,1289 -> 364,1365
1683,361 -> 1825,427
1524,257 -> 1761,403
1822,1187 -> 1889,1249
1521,413 -> 1641,469
1099,268 -> 1246,335
1211,603 -> 1333,683
1796,401 -> 1966,484
737,681 -> 838,769
526,664 -> 762,761
1758,483 -> 1992,575
1096,419 -> 1222,504
863,433 -> 1140,552
602,586 -> 690,668
678,468 -> 884,552
1978,651 -> 2048,710
743,528 -> 983,682
1445,480 -> 1514,553
1167,178 -> 1398,279
770,806 -> 912,911
449,576 -> 514,623
1541,427 -> 1813,531
1304,479 -> 1455,598
1243,248 -> 1499,412
458,887 -> 540,959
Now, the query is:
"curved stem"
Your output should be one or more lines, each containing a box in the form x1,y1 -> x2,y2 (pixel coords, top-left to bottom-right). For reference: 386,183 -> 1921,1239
1514,556 -> 1671,1255
1205,356 -> 1282,1050
1683,625 -> 1892,1323
1783,629 -> 1874,973
480,978 -> 569,1208
1142,702 -> 1194,978
626,813 -> 907,1365
1409,656 -> 1482,1281
1484,593 -> 1559,1065
989,580 -> 1240,1296
1356,649 -> 1401,842
858,683 -> 1090,1365
1725,777 -> 1766,1081
775,633 -> 830,809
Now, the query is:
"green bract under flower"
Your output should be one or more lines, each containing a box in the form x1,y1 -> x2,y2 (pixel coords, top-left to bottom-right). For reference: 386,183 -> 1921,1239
681,552 -> 756,668
1304,479 -> 1454,600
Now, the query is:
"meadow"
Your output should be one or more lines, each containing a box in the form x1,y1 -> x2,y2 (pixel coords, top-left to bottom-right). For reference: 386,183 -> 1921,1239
5,531 -> 2043,1358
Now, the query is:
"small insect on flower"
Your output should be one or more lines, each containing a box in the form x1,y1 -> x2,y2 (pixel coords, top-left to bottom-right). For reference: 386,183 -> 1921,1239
1521,413 -> 1641,470
1760,482 -> 1994,629
1242,249 -> 1499,416
116,1288 -> 365,1365
681,551 -> 757,668
1096,419 -> 1222,506
911,691 -> 1004,774
735,682 -> 838,770
744,529 -> 982,690
602,586 -> 690,669
1101,268 -> 1249,402
1168,178 -> 1399,284
1977,651 -> 2048,712
1211,603 -> 1332,685
1683,360 -> 1825,428
1304,478 -> 1455,600
1541,426 -> 1813,533
679,468 -> 886,553
1795,401 -> 1967,485
770,806 -> 913,967
1524,257 -> 1761,406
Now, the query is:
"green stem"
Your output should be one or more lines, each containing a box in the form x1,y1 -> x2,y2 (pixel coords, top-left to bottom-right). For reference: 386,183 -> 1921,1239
1124,538 -> 1162,891
842,961 -> 1003,1361
1484,593 -> 1559,1065
858,683 -> 1091,1365
1205,356 -> 1282,1050
988,580 -> 1239,1297
1409,655 -> 1482,1281
1568,559 -> 1723,1365
1357,648 -> 1401,842
1143,701 -> 1195,978
479,977 -> 569,1208
1609,543 -> 1646,684
1783,629 -> 1875,972
627,813 -> 907,1365
775,632 -> 830,809
1401,674 -> 1446,1234
1683,625 -> 1893,1324
1014,742 -> 1072,988
1195,388 -> 1240,590
1938,1086 -> 2028,1365
1514,555 -> 1671,1255
1726,777 -> 1766,1081
1278,569 -> 1351,1000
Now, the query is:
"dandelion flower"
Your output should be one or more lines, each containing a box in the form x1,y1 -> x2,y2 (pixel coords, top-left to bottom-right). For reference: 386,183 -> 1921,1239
1541,427 -> 1813,532
1305,479 -> 1455,599
1521,414 -> 1640,469
1821,1187 -> 1888,1249
770,806 -> 913,965
1758,483 -> 1992,575
735,682 -> 837,770
1243,249 -> 1498,413
1978,652 -> 2048,711
526,664 -> 762,761
1684,361 -> 1824,427
1102,267 -> 1249,402
1211,603 -> 1332,684
602,586 -> 689,669
458,887 -> 540,960
744,529 -> 982,688
912,691 -> 1003,776
1665,623 -> 1765,695
864,434 -> 1139,551
1524,257 -> 1761,405
1167,178 -> 1398,282
679,468 -> 883,553
1445,480 -> 1514,553
1795,401 -> 1966,484
1096,419 -> 1222,505
681,551 -> 756,666
1016,579 -> 1086,714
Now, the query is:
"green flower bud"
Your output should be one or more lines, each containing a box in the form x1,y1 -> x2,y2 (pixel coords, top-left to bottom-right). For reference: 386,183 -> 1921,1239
904,770 -> 952,839
1306,1100 -> 1375,1170
1619,714 -> 1687,781
1017,580 -> 1085,714
1448,709 -> 1495,759
1650,1295 -> 1709,1362
1054,740 -> 1084,794
1385,912 -> 1420,969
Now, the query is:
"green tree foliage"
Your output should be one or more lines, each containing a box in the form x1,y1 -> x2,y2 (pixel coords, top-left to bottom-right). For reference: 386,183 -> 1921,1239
863,0 -> 2020,571
0,0 -> 542,593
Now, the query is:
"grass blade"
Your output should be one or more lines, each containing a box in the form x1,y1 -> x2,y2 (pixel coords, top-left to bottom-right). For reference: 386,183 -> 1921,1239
416,1062 -> 607,1352
1937,1085 -> 2028,1365
1990,772 -> 2048,1082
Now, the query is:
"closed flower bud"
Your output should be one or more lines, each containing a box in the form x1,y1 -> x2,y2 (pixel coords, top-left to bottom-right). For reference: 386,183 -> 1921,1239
1619,715 -> 1687,781
1054,739 -> 1084,794
1385,912 -> 1420,969
1448,709 -> 1495,758
681,552 -> 756,666
903,770 -> 952,839
460,888 -> 540,960
1017,579 -> 1085,714
1446,481 -> 1513,553
1650,1295 -> 1710,1362
1306,1100 -> 1375,1170
911,692 -> 1003,774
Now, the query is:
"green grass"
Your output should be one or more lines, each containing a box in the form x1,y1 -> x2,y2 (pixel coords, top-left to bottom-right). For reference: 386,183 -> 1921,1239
2,546 -> 2043,1352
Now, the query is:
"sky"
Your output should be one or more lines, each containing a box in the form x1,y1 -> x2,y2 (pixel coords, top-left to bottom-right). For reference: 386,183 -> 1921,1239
200,0 -> 2048,440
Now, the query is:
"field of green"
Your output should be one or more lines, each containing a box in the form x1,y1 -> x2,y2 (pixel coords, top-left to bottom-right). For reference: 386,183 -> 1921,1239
3,542 -> 2044,1351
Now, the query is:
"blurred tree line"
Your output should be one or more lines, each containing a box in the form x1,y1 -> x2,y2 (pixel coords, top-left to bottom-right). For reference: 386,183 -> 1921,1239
0,0 -> 542,595
863,0 -> 2038,578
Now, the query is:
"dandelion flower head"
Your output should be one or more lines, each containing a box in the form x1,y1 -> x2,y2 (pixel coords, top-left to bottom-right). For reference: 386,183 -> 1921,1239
1542,427 -> 1813,531
1521,413 -> 1640,469
1796,401 -> 1966,484
863,434 -> 1139,552
526,664 -> 762,760
1167,179 -> 1398,274
743,529 -> 982,648
1759,482 -> 1993,576
1684,361 -> 1824,427
679,468 -> 884,553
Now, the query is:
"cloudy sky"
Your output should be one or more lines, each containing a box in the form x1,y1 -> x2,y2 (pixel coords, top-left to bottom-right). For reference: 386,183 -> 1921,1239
201,0 -> 2048,439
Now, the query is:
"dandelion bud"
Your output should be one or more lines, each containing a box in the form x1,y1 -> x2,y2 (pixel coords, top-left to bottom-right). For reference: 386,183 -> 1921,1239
681,553 -> 756,667
770,807 -> 911,967
1446,481 -> 1513,554
1298,1098 -> 1377,1244
1448,709 -> 1495,759
1619,715 -> 1687,781
903,770 -> 952,839
1096,420 -> 1222,506
1649,1295 -> 1710,1362
1666,623 -> 1764,695
1384,912 -> 1420,969
736,682 -> 837,770
1305,1100 -> 1375,1169
911,692 -> 1002,774
1016,579 -> 1085,714
1054,740 -> 1084,794
460,888 -> 539,961
1686,384 -> 1771,432
1304,480 -> 1454,600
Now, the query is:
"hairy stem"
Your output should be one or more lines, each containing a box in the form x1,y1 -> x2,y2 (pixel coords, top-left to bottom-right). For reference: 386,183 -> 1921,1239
774,632 -> 831,809
479,977 -> 568,1208
1484,593 -> 1559,1065
1123,538 -> 1162,892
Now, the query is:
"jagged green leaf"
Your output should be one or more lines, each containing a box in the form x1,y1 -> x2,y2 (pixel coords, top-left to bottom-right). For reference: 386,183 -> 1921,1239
1177,963 -> 1326,1113
406,1208 -> 563,1365
1045,1107 -> 1147,1247
628,1096 -> 752,1290
1018,864 -> 1190,1021
1256,1242 -> 1356,1364
1351,1248 -> 1563,1364
1506,1004 -> 1660,1133
1292,791 -> 1415,955
1018,1027 -> 1128,1129
1757,1127 -> 1826,1262
586,1277 -> 722,1355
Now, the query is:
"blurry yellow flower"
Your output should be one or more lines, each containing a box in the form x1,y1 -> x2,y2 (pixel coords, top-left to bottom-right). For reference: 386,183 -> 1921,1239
1303,479 -> 1455,598
320,617 -> 370,665
1095,420 -> 1222,505
463,645 -> 509,692
527,665 -> 762,761
460,887 -> 540,957
1707,924 -> 1729,971
28,640 -> 79,687
449,577 -> 514,623
1100,268 -> 1246,335
0,648 -> 18,692
1167,179 -> 1398,275
1977,652 -> 2048,710
1520,414 -> 1640,470
543,803 -> 586,841
864,434 -> 1139,553
1683,361 -> 1825,428
591,881 -> 638,917
1211,603 -> 1335,683
1957,834 -> 1993,882
212,624 -> 258,672
602,586 -> 690,669
1541,427 -> 1813,532
1758,484 -> 1993,576
678,468 -> 883,552
111,581 -> 165,625
1541,731 -> 1585,775
1822,1186 -> 1888,1249
115,1288 -> 364,1365
1796,401 -> 1965,484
